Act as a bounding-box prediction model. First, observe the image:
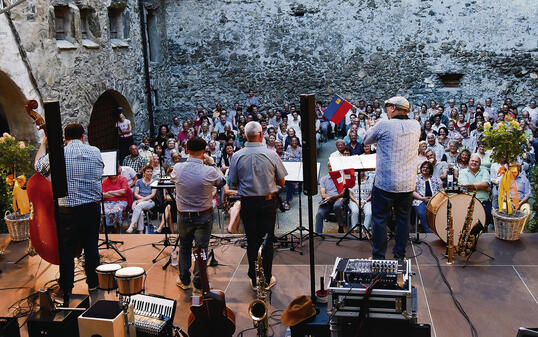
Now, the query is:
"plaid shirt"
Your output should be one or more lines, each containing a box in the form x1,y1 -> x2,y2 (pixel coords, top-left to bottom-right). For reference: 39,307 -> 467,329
122,154 -> 148,173
35,140 -> 104,207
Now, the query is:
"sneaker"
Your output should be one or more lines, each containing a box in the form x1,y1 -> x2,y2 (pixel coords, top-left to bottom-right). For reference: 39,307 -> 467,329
338,226 -> 344,233
265,276 -> 277,291
176,278 -> 192,290
193,288 -> 203,296
126,225 -> 135,234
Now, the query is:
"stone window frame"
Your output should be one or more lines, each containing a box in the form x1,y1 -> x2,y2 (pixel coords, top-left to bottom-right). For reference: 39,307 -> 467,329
53,4 -> 78,50
79,7 -> 100,49
108,5 -> 129,48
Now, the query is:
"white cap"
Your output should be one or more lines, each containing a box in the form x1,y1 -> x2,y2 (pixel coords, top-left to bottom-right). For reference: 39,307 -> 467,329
385,96 -> 410,111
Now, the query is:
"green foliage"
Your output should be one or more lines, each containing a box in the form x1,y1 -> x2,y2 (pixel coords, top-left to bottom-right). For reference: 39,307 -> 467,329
526,167 -> 538,233
0,171 -> 11,233
482,120 -> 530,164
0,133 -> 34,176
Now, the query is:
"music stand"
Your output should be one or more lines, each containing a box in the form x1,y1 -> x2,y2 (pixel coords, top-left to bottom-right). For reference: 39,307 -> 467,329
277,162 -> 322,255
332,154 -> 376,245
149,179 -> 178,264
98,151 -> 126,261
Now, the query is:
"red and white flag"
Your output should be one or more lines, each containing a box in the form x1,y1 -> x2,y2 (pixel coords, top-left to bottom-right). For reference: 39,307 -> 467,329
329,169 -> 356,193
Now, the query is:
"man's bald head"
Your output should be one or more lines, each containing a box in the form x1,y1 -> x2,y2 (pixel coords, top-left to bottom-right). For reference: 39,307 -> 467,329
245,121 -> 263,141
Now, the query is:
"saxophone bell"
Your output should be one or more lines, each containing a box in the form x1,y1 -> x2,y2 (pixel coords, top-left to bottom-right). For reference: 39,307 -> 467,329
249,299 -> 268,325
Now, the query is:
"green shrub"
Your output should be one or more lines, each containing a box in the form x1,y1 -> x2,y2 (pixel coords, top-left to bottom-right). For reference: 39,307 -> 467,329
526,166 -> 538,233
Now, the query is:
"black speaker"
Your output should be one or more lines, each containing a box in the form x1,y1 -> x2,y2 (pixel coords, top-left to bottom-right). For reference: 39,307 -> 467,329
44,101 -> 68,199
0,317 -> 20,337
300,94 -> 318,196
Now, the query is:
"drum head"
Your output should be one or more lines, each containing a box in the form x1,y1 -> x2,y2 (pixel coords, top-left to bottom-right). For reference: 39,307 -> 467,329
96,264 -> 122,273
115,266 -> 145,278
426,193 -> 486,244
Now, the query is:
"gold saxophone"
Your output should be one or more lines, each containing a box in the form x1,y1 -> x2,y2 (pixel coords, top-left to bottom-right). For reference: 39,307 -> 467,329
456,191 -> 478,257
248,241 -> 269,337
446,195 -> 455,265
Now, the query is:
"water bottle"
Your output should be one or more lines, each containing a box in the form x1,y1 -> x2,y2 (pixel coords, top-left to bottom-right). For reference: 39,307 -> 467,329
145,223 -> 155,234
285,327 -> 291,337
171,249 -> 178,266
447,167 -> 454,189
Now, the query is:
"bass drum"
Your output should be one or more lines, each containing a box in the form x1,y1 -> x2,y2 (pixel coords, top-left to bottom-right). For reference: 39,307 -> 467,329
426,192 -> 485,244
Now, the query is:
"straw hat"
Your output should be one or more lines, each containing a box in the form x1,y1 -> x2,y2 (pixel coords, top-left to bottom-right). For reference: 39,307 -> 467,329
281,295 -> 317,327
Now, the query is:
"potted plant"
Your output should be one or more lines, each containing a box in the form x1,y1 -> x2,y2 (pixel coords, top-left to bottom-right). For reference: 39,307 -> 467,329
0,133 -> 33,241
482,118 -> 530,240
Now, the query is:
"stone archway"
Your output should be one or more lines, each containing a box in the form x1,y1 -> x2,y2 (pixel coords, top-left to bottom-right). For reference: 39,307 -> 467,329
0,70 -> 37,143
88,90 -> 134,151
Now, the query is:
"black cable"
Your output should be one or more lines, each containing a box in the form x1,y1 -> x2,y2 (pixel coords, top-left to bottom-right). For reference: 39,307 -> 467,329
423,241 -> 478,337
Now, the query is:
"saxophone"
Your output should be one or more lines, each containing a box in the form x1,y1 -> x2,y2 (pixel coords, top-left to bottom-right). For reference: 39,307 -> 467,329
446,196 -> 455,265
456,191 -> 478,257
248,238 -> 269,337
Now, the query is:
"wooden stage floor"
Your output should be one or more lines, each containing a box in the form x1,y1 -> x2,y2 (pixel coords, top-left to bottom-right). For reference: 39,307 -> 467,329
1,233 -> 537,337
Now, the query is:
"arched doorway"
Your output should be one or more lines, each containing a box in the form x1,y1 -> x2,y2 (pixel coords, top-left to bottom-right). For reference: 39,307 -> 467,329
88,90 -> 134,152
0,70 -> 37,143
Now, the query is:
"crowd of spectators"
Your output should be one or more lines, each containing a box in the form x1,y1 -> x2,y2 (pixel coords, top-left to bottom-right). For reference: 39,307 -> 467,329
109,92 -> 536,235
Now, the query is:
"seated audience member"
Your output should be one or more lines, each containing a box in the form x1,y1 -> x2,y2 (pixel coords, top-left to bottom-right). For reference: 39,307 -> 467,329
207,139 -> 222,165
458,154 -> 492,227
123,144 -> 149,176
102,168 -> 133,232
426,133 -> 445,161
346,131 -> 363,155
315,163 -> 359,233
214,113 -> 232,134
455,148 -> 471,172
444,140 -> 460,165
127,165 -> 157,233
150,154 -> 163,181
284,127 -> 300,150
413,161 -> 443,233
170,117 -> 182,138
417,141 -> 428,169
266,134 -> 277,151
475,142 -> 492,171
437,127 -> 449,149
120,165 -> 138,192
220,144 -> 235,174
363,143 -> 375,154
224,181 -> 242,234
349,171 -> 374,232
460,127 -> 477,152
275,140 -> 286,160
330,139 -> 346,157
177,121 -> 193,144
199,122 -> 212,143
164,138 -> 177,166
138,136 -> 154,163
155,167 -> 177,234
284,136 -> 302,162
514,162 -> 532,225
425,149 -> 448,181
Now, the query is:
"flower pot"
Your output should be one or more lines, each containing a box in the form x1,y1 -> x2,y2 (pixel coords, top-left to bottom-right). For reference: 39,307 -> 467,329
4,211 -> 30,241
492,208 -> 528,241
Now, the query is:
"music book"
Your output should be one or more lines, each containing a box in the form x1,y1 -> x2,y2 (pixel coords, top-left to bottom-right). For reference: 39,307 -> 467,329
329,154 -> 376,171
282,162 -> 321,182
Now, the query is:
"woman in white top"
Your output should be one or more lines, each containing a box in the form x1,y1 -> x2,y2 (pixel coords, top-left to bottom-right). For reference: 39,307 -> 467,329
117,112 -> 134,163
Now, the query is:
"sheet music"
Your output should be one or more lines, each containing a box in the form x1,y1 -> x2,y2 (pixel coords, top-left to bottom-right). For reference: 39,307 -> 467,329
329,154 -> 376,171
283,162 -> 321,182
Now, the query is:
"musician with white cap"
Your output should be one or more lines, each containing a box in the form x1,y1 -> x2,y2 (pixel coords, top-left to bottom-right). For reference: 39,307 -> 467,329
364,96 -> 421,260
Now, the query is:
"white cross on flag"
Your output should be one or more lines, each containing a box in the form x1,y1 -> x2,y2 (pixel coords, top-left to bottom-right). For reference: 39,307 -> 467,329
329,169 -> 356,193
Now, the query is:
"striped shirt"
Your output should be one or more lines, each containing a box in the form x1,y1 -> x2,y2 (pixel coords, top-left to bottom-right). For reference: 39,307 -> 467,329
36,139 -> 104,207
364,117 -> 421,193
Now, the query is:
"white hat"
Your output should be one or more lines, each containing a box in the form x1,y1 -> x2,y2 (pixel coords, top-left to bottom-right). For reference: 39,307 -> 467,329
385,96 -> 410,111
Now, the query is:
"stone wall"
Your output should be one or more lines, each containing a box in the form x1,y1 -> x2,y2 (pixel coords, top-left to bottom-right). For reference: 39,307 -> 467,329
164,0 -> 538,118
0,0 -> 152,140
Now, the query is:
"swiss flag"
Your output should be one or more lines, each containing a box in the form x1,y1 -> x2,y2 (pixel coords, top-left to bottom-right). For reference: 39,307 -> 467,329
329,169 -> 356,193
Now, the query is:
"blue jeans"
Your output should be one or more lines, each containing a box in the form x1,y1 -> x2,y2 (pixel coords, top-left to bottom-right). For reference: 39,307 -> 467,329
320,121 -> 329,141
371,186 -> 413,259
177,213 -> 212,289
315,198 -> 346,233
414,202 -> 433,233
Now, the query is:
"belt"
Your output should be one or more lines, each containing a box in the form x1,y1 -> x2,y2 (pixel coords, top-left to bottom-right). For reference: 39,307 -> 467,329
241,193 -> 276,201
178,208 -> 213,217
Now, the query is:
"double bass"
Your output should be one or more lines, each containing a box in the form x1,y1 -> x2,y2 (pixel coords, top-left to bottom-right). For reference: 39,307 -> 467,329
24,100 -> 60,265
188,247 -> 236,337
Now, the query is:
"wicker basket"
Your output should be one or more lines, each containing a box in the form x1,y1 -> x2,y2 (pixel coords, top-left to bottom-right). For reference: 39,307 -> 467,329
4,211 -> 31,241
492,209 -> 528,241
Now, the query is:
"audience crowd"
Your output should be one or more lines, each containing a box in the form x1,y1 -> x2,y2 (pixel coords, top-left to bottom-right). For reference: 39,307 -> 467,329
106,92 -> 536,235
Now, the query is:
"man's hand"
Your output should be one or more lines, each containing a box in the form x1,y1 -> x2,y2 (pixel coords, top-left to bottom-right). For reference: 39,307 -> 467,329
203,154 -> 215,166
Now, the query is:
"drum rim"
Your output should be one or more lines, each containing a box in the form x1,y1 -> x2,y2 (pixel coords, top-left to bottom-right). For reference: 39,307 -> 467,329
96,263 -> 122,272
115,266 -> 146,278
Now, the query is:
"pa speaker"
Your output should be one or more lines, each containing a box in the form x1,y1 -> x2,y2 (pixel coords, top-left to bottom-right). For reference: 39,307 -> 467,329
0,317 -> 20,337
44,101 -> 68,199
300,94 -> 318,196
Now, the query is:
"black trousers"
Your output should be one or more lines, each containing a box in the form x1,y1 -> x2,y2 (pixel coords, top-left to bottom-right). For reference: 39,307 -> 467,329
57,203 -> 100,293
240,197 -> 277,286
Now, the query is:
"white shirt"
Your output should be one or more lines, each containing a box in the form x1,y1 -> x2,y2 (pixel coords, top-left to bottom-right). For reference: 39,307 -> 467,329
116,119 -> 132,137
120,166 -> 137,186
523,106 -> 538,121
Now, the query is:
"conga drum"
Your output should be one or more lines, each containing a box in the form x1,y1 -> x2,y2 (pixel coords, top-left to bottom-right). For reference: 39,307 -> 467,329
426,192 -> 486,244
95,263 -> 122,290
114,266 -> 145,295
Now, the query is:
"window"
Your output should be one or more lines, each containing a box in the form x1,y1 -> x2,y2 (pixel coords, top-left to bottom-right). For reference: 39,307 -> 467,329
80,8 -> 100,48
146,9 -> 160,62
438,73 -> 464,88
108,6 -> 129,47
54,5 -> 76,49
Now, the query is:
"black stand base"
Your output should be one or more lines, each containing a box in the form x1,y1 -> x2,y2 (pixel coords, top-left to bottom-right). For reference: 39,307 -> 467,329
336,224 -> 370,245
463,248 -> 495,268
277,226 -> 325,255
152,234 -> 176,263
98,238 -> 126,261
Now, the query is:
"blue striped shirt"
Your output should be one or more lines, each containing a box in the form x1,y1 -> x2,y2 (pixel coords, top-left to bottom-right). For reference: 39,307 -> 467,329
35,140 -> 104,207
